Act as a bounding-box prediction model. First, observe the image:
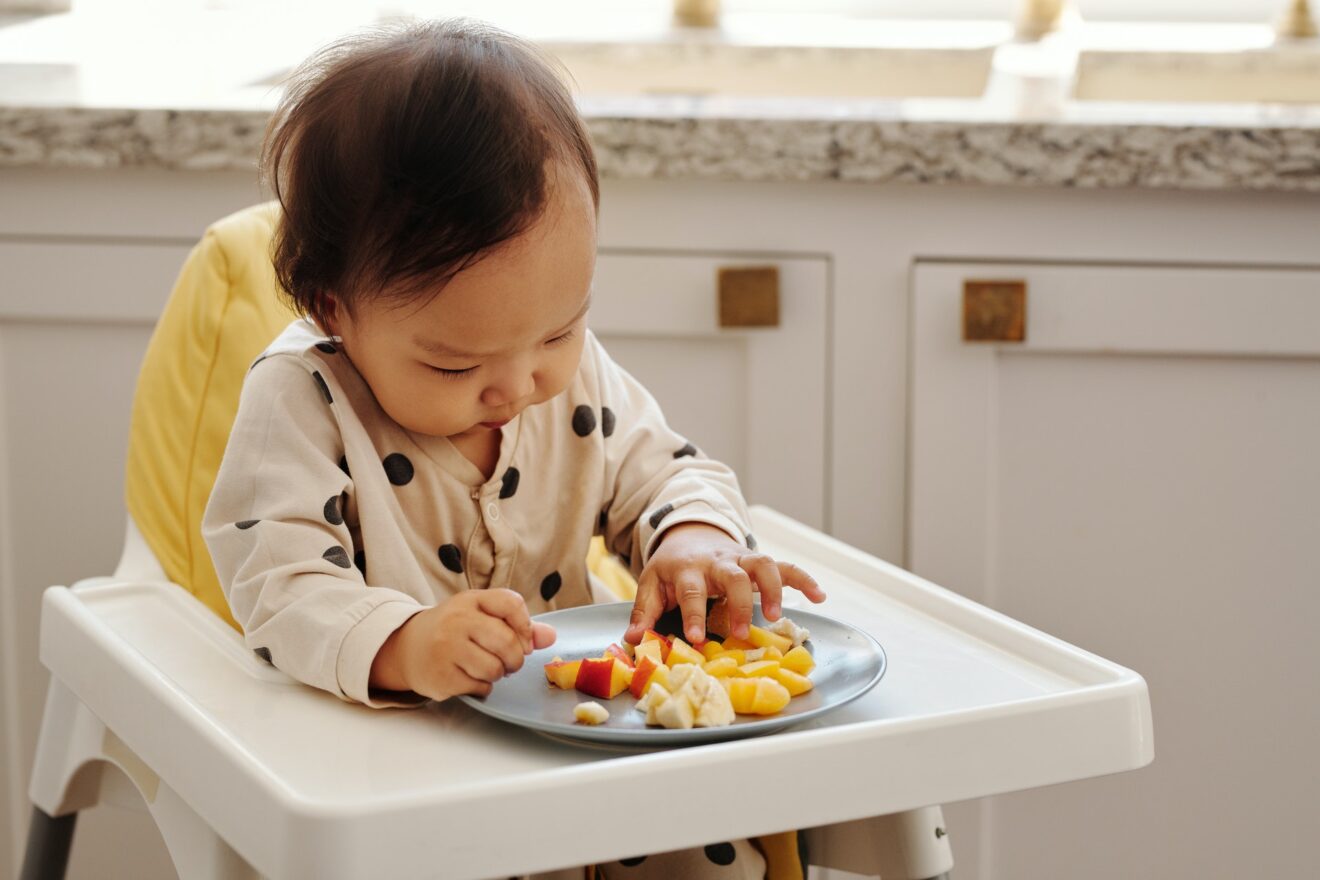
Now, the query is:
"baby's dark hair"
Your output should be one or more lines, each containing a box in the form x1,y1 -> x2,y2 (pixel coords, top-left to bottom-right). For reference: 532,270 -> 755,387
262,19 -> 599,326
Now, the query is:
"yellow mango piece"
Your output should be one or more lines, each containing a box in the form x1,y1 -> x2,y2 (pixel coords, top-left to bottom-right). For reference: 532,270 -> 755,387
774,667 -> 813,696
763,645 -> 783,661
701,656 -> 740,678
716,648 -> 746,665
739,660 -> 782,678
720,634 -> 756,651
748,624 -> 793,654
751,677 -> 792,714
667,638 -> 705,666
634,640 -> 665,666
700,640 -> 725,661
722,677 -> 759,714
780,645 -> 815,675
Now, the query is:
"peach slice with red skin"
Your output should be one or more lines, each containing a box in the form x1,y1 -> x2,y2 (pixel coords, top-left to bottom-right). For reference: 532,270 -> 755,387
605,643 -> 635,668
628,656 -> 661,699
544,658 -> 583,690
641,630 -> 672,663
575,657 -> 631,699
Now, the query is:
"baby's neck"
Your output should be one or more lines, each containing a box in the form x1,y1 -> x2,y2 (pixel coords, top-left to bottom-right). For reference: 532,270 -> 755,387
449,428 -> 502,480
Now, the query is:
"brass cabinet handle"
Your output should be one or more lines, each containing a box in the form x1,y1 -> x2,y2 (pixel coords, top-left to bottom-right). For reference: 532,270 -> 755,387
963,279 -> 1027,342
718,265 -> 780,328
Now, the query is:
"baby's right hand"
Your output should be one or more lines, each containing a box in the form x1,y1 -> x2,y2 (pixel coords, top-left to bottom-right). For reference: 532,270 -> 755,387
370,589 -> 556,701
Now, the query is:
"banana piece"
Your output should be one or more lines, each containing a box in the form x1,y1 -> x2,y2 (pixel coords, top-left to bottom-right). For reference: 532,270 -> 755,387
634,664 -> 734,729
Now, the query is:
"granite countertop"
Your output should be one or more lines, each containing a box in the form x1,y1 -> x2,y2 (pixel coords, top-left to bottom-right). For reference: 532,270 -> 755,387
2,8 -> 1319,191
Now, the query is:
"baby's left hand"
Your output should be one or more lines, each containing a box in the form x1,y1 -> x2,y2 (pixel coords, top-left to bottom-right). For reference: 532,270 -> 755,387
624,522 -> 826,645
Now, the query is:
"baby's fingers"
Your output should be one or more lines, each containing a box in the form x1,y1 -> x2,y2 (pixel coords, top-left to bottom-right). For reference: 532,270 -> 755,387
674,568 -> 709,644
625,567 -> 666,645
477,588 -> 535,652
778,560 -> 826,604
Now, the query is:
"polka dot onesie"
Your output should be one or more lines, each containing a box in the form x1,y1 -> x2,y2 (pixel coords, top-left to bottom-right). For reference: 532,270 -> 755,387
202,319 -> 754,708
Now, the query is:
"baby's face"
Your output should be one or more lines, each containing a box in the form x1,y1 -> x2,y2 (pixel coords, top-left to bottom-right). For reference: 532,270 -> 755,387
326,168 -> 596,440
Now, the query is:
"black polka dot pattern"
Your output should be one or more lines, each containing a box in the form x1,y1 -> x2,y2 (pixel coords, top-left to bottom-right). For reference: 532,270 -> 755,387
745,533 -> 757,550
601,406 -> 616,437
704,842 -> 736,866
499,467 -> 520,499
315,341 -> 338,354
253,647 -> 273,664
235,519 -> 259,530
648,503 -> 674,529
619,856 -> 647,867
572,404 -> 597,437
323,546 -> 351,568
324,495 -> 343,525
338,455 -> 351,477
383,453 -> 414,486
354,550 -> 366,577
312,370 -> 334,405
540,571 -> 562,601
438,544 -> 464,573
674,442 -> 698,459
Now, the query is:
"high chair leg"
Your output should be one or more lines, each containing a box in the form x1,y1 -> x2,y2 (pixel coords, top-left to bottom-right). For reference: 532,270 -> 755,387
19,808 -> 77,880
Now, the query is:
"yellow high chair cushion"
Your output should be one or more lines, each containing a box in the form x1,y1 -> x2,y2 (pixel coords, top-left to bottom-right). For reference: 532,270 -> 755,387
126,202 -> 295,629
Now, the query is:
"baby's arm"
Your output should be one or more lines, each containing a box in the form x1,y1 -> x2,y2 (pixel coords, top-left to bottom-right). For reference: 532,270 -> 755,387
203,357 -> 428,706
584,334 -> 825,644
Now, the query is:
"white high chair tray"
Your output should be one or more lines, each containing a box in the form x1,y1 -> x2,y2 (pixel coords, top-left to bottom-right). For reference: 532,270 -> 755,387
40,507 -> 1152,880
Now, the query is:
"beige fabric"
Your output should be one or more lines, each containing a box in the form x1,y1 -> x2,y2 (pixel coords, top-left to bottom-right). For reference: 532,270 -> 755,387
202,319 -> 752,706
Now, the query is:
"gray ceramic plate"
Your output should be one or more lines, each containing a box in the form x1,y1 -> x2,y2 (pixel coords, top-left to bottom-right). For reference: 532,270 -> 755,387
459,604 -> 886,747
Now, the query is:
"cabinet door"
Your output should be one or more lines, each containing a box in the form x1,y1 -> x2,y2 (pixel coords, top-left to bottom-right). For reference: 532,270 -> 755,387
591,250 -> 828,530
910,261 -> 1320,880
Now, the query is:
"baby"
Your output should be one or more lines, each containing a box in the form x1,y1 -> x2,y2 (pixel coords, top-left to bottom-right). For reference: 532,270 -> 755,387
203,19 -> 824,880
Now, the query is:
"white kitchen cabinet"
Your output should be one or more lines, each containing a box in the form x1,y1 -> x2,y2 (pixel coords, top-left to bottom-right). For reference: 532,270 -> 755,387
593,250 -> 829,529
909,260 -> 1320,879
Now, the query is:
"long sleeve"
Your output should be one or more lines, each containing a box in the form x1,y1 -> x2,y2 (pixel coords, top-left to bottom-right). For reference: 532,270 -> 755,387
586,333 -> 754,574
202,355 -> 424,707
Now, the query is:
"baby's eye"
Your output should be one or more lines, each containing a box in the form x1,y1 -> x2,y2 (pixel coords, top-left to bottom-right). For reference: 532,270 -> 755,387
428,364 -> 476,379
547,329 -> 577,346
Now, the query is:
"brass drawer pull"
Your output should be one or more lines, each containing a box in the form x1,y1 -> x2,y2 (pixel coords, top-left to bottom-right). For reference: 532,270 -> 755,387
718,265 -> 780,328
963,279 -> 1026,342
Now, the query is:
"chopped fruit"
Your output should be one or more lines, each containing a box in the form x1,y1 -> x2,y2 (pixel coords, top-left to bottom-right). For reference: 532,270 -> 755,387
628,656 -> 661,699
747,624 -> 793,654
574,701 -> 610,725
666,637 -> 705,666
716,648 -> 746,665
646,662 -> 671,696
720,634 -> 756,651
636,664 -> 735,729
773,667 -> 814,696
767,616 -> 811,647
641,630 -> 672,662
780,645 -> 815,675
751,677 -> 792,714
634,640 -> 665,666
574,657 -> 630,699
706,600 -> 732,638
605,643 -> 635,668
763,646 -> 784,661
722,677 -> 757,714
700,640 -> 726,661
742,648 -> 767,663
739,660 -> 782,678
544,658 -> 584,690
701,656 -> 740,678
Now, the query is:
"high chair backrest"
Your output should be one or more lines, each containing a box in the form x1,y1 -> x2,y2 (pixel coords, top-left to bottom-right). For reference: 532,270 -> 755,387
126,202 -> 294,629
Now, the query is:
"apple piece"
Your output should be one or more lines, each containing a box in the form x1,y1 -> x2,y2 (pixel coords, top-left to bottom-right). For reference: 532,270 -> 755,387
774,667 -> 814,696
575,657 -> 630,699
751,677 -> 792,714
747,624 -> 793,654
739,659 -> 782,678
700,640 -> 725,661
666,637 -> 705,666
634,640 -> 664,666
781,645 -> 815,675
701,656 -> 740,678
605,643 -> 635,668
628,656 -> 660,699
544,658 -> 583,690
641,630 -> 672,662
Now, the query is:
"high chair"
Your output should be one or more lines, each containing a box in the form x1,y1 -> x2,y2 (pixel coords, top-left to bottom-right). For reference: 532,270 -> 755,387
20,204 -> 1151,880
